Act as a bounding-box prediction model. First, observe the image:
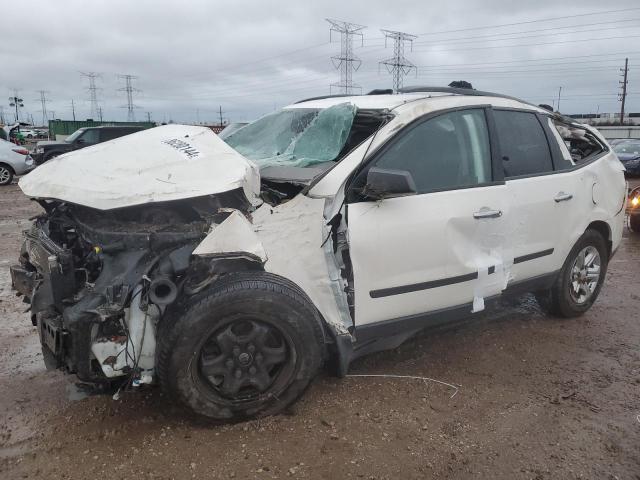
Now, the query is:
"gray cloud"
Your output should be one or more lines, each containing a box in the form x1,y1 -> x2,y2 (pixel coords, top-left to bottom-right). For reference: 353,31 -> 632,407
1,0 -> 638,125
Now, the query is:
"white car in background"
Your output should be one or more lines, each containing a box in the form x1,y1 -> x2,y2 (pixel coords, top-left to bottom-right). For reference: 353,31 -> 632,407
0,138 -> 35,185
20,128 -> 39,138
12,87 -> 626,421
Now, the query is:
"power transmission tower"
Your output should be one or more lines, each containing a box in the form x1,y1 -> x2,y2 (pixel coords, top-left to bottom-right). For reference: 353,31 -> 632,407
36,90 -> 49,126
146,111 -> 152,122
326,18 -> 366,94
379,30 -> 417,92
80,72 -> 101,119
619,57 -> 629,126
8,90 -> 24,122
0,106 -> 5,124
97,106 -> 104,122
117,74 -> 140,121
557,86 -> 562,112
70,99 -> 76,121
218,105 -> 226,126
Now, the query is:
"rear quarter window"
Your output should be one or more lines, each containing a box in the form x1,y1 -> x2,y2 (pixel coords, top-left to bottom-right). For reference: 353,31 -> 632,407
493,110 -> 554,178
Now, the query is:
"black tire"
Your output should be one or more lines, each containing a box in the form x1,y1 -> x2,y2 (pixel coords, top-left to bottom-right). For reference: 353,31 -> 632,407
630,214 -> 640,233
537,229 -> 609,318
0,164 -> 14,185
157,272 -> 325,421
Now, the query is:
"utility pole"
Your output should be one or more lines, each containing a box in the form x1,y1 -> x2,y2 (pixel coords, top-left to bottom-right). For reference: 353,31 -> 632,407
80,72 -> 101,119
218,105 -> 226,126
97,106 -> 104,122
36,90 -> 49,126
70,99 -> 76,121
0,106 -> 5,124
117,74 -> 140,121
326,18 -> 366,94
8,90 -> 24,122
556,86 -> 562,112
619,57 -> 629,126
146,111 -> 152,122
379,30 -> 417,92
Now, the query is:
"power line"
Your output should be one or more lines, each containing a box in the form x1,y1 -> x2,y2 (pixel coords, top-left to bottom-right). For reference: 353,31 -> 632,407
117,74 -> 141,121
412,6 -> 640,37
411,21 -> 640,47
36,90 -> 49,126
80,72 -> 101,119
619,58 -> 629,125
411,33 -> 640,54
379,29 -> 417,92
327,18 -> 366,94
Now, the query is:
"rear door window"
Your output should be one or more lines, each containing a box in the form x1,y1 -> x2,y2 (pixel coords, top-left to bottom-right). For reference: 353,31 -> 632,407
100,129 -> 124,142
493,110 -> 553,178
79,129 -> 100,145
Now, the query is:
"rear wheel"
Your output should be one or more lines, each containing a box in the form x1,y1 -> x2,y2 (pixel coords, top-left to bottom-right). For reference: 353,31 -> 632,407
157,272 -> 325,421
537,230 -> 608,317
0,164 -> 14,185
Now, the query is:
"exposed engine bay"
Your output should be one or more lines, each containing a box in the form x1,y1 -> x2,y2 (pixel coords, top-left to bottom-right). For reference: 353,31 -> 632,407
10,190 -> 268,385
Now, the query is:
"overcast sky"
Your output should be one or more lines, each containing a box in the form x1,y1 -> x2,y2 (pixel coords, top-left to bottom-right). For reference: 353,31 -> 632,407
1,0 -> 638,125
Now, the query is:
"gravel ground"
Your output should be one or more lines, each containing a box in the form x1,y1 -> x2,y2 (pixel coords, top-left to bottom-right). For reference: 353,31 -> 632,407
1,181 -> 639,480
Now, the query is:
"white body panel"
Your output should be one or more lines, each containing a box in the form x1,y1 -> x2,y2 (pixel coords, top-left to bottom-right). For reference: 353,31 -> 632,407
348,185 -> 511,325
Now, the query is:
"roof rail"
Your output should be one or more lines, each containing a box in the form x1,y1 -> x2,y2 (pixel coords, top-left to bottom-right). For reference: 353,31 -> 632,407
398,85 -> 533,104
294,93 -> 357,104
367,88 -> 394,95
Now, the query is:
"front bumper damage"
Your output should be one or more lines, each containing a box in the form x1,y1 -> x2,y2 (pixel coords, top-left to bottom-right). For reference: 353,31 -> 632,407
11,202 -> 208,384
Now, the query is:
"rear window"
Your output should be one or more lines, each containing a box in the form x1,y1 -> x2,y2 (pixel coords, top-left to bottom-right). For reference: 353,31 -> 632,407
493,110 -> 553,178
551,119 -> 605,164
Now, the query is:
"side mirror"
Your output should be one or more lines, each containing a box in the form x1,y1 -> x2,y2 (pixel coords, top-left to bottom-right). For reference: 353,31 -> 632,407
362,167 -> 417,200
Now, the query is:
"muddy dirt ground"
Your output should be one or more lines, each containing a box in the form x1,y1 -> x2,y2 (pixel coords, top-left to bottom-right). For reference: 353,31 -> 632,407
1,181 -> 639,480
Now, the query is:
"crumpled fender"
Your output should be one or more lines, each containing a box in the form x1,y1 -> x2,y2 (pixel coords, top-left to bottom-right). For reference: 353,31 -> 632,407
192,195 -> 352,337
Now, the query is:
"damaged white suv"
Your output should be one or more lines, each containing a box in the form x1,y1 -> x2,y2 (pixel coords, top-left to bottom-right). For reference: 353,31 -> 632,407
11,87 -> 626,420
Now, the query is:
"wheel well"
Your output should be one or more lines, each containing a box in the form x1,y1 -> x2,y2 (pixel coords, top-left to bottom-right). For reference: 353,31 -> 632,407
0,162 -> 15,173
586,221 -> 612,256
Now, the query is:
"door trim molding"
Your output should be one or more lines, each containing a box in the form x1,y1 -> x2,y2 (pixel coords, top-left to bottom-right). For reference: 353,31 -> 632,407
368,248 -> 555,299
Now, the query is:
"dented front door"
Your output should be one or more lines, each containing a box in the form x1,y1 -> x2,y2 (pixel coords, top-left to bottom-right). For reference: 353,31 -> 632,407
345,107 -> 512,327
348,186 -> 511,326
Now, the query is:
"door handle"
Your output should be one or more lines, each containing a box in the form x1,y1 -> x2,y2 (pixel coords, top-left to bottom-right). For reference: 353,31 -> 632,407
473,208 -> 502,219
554,192 -> 573,203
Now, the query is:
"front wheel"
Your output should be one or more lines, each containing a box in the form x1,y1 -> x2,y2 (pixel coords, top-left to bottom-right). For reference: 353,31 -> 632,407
157,272 -> 325,421
537,230 -> 609,318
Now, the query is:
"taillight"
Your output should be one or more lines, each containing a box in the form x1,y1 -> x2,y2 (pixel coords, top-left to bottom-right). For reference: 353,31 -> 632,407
12,148 -> 29,155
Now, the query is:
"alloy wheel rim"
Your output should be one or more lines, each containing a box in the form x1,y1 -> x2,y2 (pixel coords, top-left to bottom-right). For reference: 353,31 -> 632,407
569,246 -> 601,304
0,167 -> 10,183
198,318 -> 291,401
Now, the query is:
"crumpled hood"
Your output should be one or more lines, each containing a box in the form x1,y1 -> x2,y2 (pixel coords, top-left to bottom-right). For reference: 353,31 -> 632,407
20,125 -> 261,210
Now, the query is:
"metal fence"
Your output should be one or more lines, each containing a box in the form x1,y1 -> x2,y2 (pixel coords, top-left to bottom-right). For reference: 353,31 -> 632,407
48,120 -> 155,137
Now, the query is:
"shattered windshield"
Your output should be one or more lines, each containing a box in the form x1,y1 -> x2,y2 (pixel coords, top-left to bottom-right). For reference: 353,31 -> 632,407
224,103 -> 357,168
